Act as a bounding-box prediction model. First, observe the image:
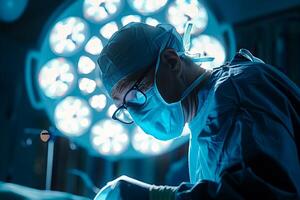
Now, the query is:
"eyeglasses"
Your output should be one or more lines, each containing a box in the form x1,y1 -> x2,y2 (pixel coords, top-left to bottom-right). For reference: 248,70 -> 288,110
112,69 -> 150,124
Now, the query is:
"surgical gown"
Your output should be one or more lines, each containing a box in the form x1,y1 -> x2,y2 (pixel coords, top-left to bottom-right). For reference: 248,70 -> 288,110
176,52 -> 300,199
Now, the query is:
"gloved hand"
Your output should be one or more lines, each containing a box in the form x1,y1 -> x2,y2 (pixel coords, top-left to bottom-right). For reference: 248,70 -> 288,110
94,175 -> 151,200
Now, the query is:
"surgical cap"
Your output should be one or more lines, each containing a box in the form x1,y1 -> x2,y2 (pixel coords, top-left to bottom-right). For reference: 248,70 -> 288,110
97,22 -> 185,95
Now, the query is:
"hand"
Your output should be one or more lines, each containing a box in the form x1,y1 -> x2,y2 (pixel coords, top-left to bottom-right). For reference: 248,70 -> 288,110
94,175 -> 151,200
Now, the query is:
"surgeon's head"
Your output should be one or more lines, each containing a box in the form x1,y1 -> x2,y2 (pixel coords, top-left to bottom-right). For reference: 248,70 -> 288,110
110,48 -> 195,106
97,22 -> 205,140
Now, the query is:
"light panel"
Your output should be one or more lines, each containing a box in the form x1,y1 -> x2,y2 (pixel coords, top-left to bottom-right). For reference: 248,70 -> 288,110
79,78 -> 97,94
145,17 -> 160,26
89,94 -> 107,111
121,15 -> 141,26
167,0 -> 208,34
132,127 -> 171,155
49,17 -> 88,55
78,56 -> 96,74
107,104 -> 117,117
38,58 -> 75,98
83,0 -> 122,23
91,119 -> 129,155
54,96 -> 91,136
190,35 -> 226,69
100,21 -> 119,39
84,36 -> 103,55
129,0 -> 168,15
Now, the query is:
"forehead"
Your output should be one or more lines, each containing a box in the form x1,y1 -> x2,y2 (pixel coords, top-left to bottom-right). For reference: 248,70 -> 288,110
110,70 -> 143,102
110,66 -> 155,104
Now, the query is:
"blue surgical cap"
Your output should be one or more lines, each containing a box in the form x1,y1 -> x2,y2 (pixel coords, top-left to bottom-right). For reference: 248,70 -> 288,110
97,22 -> 185,95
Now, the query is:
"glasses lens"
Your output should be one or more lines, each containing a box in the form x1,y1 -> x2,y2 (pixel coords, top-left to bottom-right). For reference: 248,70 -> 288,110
114,107 -> 133,124
125,89 -> 146,106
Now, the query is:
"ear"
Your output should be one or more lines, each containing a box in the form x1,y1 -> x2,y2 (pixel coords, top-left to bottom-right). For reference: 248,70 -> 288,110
156,49 -> 185,103
160,48 -> 182,75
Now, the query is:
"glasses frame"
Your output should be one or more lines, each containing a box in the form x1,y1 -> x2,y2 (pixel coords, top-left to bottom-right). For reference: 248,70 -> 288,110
112,68 -> 151,124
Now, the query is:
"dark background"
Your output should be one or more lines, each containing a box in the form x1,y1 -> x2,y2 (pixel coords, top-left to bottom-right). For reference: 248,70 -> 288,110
0,0 -> 299,198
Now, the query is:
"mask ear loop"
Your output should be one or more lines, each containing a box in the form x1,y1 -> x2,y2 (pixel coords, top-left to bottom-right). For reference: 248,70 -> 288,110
183,21 -> 193,51
178,22 -> 213,100
181,21 -> 215,63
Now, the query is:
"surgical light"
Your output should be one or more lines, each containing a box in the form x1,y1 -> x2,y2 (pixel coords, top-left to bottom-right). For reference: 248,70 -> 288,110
84,36 -> 103,55
79,78 -> 97,94
100,21 -> 119,39
83,0 -> 122,23
89,94 -> 107,111
129,0 -> 168,14
50,17 -> 88,55
54,96 -> 92,136
91,120 -> 129,155
26,0 -> 235,160
121,15 -> 141,26
190,35 -> 226,69
38,58 -> 75,98
145,17 -> 159,26
167,0 -> 208,35
78,56 -> 96,74
132,127 -> 171,155
107,104 -> 117,117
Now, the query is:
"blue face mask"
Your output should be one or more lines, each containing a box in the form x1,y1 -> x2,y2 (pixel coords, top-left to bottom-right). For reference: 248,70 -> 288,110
128,85 -> 184,140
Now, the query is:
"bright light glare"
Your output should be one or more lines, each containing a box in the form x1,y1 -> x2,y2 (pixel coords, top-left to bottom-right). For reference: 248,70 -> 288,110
78,56 -> 96,74
190,35 -> 226,69
54,96 -> 91,136
50,17 -> 88,55
38,58 -> 75,98
34,0 -> 232,160
130,0 -> 168,14
121,15 -> 141,26
145,17 -> 160,26
132,127 -> 171,155
79,78 -> 97,94
84,36 -> 103,55
91,119 -> 129,155
89,94 -> 107,111
182,123 -> 190,136
167,0 -> 208,34
83,0 -> 121,23
95,76 -> 103,88
100,21 -> 118,39
107,104 -> 117,117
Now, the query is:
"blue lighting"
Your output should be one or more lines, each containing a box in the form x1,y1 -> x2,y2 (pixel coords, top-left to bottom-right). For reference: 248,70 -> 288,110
25,0 -> 236,160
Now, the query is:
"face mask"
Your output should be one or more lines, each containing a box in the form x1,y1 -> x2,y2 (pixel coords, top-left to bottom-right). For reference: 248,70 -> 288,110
128,86 -> 184,140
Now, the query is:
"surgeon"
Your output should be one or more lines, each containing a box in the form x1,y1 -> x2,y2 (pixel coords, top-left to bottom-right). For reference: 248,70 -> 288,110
95,22 -> 300,199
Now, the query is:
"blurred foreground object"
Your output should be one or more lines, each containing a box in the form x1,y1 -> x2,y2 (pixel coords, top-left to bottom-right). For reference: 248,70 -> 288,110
40,129 -> 51,142
0,182 -> 89,200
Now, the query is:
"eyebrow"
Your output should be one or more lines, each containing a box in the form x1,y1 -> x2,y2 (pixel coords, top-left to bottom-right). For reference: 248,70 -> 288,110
111,60 -> 156,101
111,80 -> 131,101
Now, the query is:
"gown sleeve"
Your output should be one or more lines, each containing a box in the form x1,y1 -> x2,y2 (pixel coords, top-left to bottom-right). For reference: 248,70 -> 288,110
175,63 -> 300,200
